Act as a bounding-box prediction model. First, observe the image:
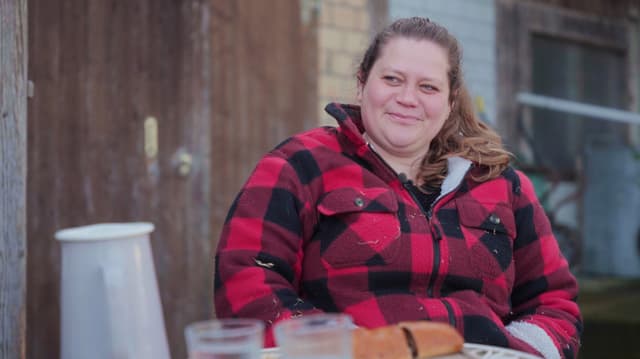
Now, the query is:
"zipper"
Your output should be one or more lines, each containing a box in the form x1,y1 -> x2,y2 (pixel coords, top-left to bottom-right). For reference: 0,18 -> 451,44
366,144 -> 467,301
403,171 -> 468,298
366,145 -> 444,297
423,182 -> 466,295
401,180 -> 428,214
442,299 -> 457,327
400,178 -> 443,298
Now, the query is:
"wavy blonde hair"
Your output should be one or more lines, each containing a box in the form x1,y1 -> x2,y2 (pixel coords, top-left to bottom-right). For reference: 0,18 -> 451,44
357,17 -> 511,190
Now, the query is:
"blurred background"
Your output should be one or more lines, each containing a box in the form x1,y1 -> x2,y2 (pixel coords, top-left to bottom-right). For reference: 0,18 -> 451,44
2,0 -> 639,358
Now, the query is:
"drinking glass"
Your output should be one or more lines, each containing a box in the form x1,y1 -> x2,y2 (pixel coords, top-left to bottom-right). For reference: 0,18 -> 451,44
185,318 -> 264,359
273,313 -> 353,359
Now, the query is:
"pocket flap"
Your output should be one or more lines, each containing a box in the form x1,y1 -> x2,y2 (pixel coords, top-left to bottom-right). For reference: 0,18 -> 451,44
456,199 -> 515,238
318,187 -> 398,216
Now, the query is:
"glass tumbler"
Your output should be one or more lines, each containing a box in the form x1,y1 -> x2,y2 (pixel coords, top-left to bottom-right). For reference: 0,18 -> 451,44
274,313 -> 353,359
185,318 -> 264,359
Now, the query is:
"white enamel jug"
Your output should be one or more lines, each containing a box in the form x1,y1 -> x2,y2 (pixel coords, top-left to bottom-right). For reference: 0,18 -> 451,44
56,222 -> 171,359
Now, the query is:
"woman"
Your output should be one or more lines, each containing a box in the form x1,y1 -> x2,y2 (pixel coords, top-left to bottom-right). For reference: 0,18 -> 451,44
214,17 -> 582,359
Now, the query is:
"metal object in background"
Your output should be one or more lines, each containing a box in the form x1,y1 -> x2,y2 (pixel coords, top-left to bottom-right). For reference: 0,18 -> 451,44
584,145 -> 640,277
517,92 -> 640,125
144,116 -> 159,160
174,149 -> 193,177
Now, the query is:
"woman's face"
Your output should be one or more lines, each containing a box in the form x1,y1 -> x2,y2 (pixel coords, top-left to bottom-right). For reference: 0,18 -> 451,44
358,37 -> 451,162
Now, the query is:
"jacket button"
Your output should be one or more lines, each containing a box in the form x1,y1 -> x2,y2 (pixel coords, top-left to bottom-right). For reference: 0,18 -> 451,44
354,197 -> 365,207
489,214 -> 501,224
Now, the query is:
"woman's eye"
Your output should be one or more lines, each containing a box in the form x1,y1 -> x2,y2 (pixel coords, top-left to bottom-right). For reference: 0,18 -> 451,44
421,84 -> 438,92
382,76 -> 401,84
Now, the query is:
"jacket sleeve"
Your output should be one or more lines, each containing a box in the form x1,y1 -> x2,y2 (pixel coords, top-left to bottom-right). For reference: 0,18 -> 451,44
214,151 -> 323,346
506,170 -> 582,359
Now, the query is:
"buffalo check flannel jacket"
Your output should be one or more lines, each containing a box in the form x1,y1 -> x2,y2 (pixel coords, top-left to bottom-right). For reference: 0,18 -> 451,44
215,103 -> 582,358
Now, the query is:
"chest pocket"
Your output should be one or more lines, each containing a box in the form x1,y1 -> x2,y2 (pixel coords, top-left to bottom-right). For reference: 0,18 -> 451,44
315,187 -> 401,268
457,199 -> 516,280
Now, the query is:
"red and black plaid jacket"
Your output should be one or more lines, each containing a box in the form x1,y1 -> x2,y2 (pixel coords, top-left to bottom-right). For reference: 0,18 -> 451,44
215,103 -> 582,358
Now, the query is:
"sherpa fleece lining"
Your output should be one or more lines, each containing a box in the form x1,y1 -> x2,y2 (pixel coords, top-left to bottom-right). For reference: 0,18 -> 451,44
506,321 -> 560,359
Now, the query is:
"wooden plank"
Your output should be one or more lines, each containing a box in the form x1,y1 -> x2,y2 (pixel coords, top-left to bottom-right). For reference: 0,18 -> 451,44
0,0 -> 28,358
210,0 -> 317,250
157,2 -> 214,357
495,0 -> 521,149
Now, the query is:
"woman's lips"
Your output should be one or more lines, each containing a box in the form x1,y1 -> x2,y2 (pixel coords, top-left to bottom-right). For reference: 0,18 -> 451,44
387,112 -> 421,124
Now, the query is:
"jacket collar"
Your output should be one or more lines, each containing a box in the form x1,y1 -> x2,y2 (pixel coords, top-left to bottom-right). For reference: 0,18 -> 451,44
325,102 -> 473,192
324,102 -> 367,146
439,157 -> 472,201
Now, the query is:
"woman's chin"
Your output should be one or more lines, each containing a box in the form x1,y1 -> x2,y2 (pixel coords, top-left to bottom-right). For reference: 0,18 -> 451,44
385,137 -> 426,153
385,132 -> 420,145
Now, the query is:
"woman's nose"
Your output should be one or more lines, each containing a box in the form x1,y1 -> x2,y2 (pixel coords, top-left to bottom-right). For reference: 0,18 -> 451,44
396,85 -> 418,106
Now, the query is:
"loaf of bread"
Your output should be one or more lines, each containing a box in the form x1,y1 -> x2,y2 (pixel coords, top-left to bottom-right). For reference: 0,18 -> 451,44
352,321 -> 464,359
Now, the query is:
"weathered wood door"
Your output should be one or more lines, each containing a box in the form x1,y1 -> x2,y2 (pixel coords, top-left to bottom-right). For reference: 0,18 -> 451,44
27,1 -> 215,358
1,0 -> 28,358
27,0 -> 315,358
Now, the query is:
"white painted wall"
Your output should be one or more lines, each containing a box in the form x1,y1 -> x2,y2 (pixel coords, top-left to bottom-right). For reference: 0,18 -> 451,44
389,0 -> 497,125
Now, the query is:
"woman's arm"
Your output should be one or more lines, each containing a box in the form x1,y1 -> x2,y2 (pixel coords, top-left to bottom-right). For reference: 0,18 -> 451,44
507,170 -> 582,359
214,152 -> 323,346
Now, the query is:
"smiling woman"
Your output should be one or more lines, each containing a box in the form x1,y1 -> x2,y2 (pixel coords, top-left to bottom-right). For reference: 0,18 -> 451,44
214,17 -> 582,359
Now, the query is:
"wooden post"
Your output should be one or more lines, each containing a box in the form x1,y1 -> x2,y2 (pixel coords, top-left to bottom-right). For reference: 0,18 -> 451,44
0,0 -> 28,358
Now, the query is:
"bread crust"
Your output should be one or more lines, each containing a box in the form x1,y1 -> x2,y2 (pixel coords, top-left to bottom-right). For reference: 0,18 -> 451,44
352,326 -> 412,359
352,321 -> 463,359
398,321 -> 464,358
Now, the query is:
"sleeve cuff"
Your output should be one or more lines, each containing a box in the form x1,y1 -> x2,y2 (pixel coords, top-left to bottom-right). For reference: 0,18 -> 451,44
506,321 -> 560,359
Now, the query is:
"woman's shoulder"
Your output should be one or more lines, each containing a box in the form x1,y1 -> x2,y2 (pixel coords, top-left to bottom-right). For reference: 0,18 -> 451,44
478,166 -> 540,202
467,164 -> 530,197
266,126 -> 342,159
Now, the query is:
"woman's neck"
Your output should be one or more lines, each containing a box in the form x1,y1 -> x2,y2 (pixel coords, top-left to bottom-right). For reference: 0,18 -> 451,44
383,153 -> 419,179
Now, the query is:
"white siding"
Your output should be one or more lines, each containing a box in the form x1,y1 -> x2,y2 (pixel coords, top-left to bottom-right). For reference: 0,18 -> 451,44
389,0 -> 497,124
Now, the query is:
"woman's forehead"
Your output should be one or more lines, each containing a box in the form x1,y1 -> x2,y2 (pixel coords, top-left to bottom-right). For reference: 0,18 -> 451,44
375,37 -> 449,80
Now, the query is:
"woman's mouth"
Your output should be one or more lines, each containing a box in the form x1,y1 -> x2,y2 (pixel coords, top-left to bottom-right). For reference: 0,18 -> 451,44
387,112 -> 421,124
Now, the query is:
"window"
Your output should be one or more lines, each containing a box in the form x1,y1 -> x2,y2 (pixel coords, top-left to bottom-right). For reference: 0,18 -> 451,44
497,1 -> 640,272
530,34 -> 628,172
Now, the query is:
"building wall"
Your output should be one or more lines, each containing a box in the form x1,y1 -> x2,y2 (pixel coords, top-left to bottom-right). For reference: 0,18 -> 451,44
310,0 -> 373,125
389,0 -> 498,125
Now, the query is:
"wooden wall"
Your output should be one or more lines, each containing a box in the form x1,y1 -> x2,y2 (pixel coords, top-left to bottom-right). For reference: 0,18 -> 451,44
0,0 -> 28,358
26,0 -> 316,358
